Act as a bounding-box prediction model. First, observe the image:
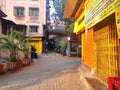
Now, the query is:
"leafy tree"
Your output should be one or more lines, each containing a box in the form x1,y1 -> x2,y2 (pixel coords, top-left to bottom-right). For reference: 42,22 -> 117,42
52,0 -> 66,20
52,0 -> 75,36
64,18 -> 75,36
0,30 -> 23,62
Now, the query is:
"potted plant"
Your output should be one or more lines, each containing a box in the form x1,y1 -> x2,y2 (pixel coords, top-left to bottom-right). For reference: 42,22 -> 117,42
0,64 -> 4,73
59,41 -> 67,56
0,57 -> 8,73
19,37 -> 31,65
0,46 -> 6,73
0,30 -> 22,70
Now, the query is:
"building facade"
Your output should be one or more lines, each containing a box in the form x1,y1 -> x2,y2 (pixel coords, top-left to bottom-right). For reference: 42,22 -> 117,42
0,10 -> 7,36
2,0 -> 46,54
64,0 -> 120,84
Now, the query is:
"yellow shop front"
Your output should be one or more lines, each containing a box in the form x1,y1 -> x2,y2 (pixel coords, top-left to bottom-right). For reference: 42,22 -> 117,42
85,0 -> 120,83
29,37 -> 43,54
73,2 -> 95,68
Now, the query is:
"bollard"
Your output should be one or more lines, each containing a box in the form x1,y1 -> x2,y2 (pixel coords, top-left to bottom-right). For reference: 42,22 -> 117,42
108,77 -> 120,90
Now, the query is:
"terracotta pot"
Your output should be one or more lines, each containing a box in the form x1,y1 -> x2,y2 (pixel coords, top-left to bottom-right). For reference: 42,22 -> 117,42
22,58 -> 31,66
7,62 -> 17,71
16,60 -> 23,69
0,64 -> 4,73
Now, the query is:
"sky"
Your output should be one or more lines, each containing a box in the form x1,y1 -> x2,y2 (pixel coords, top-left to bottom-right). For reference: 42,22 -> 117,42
49,0 -> 55,22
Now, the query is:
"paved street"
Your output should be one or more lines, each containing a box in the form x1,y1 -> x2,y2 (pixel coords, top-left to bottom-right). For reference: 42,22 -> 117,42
0,53 -> 107,90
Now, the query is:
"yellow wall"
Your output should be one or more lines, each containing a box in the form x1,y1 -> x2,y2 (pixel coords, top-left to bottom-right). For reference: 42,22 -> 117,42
29,37 -> 43,54
73,11 -> 85,34
94,14 -> 119,83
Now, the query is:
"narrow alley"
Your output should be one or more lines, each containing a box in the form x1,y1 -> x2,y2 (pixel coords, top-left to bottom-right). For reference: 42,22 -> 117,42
0,0 -> 120,90
0,53 -> 107,90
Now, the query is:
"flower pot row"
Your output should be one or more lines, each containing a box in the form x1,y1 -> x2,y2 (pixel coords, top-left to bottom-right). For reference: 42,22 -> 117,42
0,30 -> 32,73
0,64 -> 4,73
0,58 -> 31,73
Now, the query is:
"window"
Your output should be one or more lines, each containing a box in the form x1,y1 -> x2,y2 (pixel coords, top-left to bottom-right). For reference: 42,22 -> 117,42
30,26 -> 38,33
14,7 -> 24,16
29,8 -> 39,16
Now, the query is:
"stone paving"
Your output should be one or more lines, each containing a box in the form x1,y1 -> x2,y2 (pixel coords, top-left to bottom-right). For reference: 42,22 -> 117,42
0,53 -> 108,90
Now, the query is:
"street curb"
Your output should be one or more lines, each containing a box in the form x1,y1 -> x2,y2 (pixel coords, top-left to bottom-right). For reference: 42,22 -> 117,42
77,66 -> 108,90
80,75 -> 94,90
77,68 -> 94,90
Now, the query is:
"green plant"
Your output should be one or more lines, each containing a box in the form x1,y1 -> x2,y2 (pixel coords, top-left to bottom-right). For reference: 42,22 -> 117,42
19,37 -> 30,58
0,30 -> 22,62
64,18 -> 75,36
59,40 -> 67,54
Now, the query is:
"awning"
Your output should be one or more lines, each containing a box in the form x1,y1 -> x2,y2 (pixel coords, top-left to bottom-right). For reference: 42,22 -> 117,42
1,18 -> 16,26
0,10 -> 7,17
63,0 -> 85,34
63,0 -> 78,19
26,33 -> 44,38
16,24 -> 27,28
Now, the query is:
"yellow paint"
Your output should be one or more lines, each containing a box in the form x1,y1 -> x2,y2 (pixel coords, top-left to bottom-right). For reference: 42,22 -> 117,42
34,40 -> 42,54
31,38 -> 42,41
85,0 -> 120,28
115,7 -> 120,39
94,19 -> 119,83
73,11 -> 85,34
27,37 -> 43,54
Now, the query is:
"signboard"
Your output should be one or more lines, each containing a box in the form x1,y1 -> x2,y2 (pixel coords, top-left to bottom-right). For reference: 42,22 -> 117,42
73,11 -> 85,34
27,21 -> 40,24
116,8 -> 120,38
85,0 -> 120,29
